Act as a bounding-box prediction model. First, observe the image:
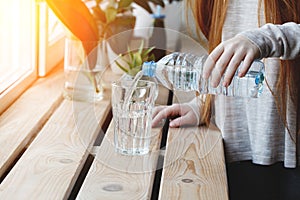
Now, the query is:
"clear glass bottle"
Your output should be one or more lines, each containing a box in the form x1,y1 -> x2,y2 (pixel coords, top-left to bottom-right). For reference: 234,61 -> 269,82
142,52 -> 265,98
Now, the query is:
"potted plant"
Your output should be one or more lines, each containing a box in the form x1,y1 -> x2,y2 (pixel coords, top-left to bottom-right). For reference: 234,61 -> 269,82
45,0 -> 165,100
87,0 -> 166,63
45,0 -> 171,58
45,0 -> 166,42
115,41 -> 155,77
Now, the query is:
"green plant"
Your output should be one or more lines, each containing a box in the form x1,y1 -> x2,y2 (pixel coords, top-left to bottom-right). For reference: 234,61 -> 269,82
90,0 -> 165,19
115,41 -> 155,76
85,0 -> 166,38
45,0 -> 164,92
45,0 -> 165,51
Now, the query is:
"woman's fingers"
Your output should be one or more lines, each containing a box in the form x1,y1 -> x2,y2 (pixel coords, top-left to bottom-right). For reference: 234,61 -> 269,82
152,104 -> 180,127
222,52 -> 246,87
169,111 -> 198,127
210,50 -> 233,87
152,106 -> 167,127
152,105 -> 166,119
152,104 -> 199,128
237,41 -> 259,77
203,35 -> 260,87
203,45 -> 224,80
238,54 -> 254,77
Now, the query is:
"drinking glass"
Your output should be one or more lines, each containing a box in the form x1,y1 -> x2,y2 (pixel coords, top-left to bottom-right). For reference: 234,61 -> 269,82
111,79 -> 158,155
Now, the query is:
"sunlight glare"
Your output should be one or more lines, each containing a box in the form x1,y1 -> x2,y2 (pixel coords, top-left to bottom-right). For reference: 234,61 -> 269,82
0,0 -> 34,75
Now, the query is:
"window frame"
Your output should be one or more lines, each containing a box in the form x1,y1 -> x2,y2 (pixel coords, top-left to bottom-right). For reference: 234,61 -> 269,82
0,1 -> 65,114
0,0 -> 38,114
38,1 -> 65,77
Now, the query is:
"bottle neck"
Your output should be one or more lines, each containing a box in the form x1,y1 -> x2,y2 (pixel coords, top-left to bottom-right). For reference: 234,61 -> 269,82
142,61 -> 157,77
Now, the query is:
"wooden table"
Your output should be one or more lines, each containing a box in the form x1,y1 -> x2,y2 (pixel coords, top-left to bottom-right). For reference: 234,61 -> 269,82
0,66 -> 228,199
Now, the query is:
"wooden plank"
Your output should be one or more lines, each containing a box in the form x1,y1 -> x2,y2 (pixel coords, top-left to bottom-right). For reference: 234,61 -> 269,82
77,122 -> 163,200
0,96 -> 111,199
0,65 -> 64,177
159,125 -> 229,200
156,85 -> 170,106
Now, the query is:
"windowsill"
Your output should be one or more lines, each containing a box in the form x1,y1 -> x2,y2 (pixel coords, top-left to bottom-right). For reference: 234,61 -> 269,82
0,61 -> 64,176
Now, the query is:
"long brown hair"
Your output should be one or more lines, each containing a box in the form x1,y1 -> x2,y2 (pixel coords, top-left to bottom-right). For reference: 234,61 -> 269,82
189,0 -> 300,131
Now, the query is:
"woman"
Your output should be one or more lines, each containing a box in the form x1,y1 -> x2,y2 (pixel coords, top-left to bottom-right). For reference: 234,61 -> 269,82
153,1 -> 300,199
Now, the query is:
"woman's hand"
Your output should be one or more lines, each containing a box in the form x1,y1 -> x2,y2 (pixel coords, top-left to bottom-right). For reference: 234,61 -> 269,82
152,103 -> 199,128
203,35 -> 260,87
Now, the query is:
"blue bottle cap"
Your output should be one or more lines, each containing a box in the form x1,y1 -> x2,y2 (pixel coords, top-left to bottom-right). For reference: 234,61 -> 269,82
255,73 -> 264,85
142,61 -> 156,77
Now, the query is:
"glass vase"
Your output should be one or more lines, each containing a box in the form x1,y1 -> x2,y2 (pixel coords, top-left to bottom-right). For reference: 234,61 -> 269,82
63,38 -> 108,102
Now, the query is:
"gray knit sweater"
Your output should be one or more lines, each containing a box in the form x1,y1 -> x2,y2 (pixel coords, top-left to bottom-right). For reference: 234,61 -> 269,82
211,0 -> 299,167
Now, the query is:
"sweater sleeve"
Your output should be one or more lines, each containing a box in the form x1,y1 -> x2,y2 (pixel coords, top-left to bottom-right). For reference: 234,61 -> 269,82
184,97 -> 201,125
238,22 -> 300,60
185,95 -> 209,126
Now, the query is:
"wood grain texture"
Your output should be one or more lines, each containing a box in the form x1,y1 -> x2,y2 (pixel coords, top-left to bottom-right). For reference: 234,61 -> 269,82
0,64 -> 229,200
76,122 -> 163,200
159,125 -> 229,200
77,81 -> 170,200
0,66 -> 64,177
156,85 -> 170,106
0,96 -> 111,199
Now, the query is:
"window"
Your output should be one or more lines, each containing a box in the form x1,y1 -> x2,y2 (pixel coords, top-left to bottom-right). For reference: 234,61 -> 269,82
0,0 -> 37,113
38,1 -> 65,76
0,0 -> 65,114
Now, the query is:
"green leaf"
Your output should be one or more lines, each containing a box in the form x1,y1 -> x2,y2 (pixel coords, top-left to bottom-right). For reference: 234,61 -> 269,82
148,54 -> 155,61
127,46 -> 134,61
142,46 -> 155,57
133,52 -> 142,66
122,54 -> 134,69
118,0 -> 133,9
105,7 -> 117,24
114,39 -> 156,75
45,0 -> 99,44
137,40 -> 144,55
123,59 -> 131,69
115,61 -> 129,73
